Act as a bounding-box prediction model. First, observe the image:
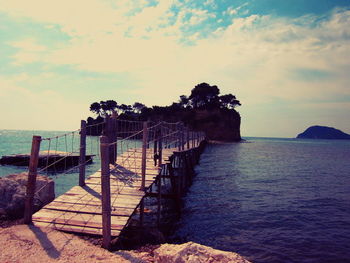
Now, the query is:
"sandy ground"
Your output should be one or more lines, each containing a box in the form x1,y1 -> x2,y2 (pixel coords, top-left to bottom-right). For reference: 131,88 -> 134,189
0,224 -> 148,263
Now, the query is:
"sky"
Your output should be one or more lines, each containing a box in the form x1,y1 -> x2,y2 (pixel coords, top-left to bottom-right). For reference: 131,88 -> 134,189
0,0 -> 349,137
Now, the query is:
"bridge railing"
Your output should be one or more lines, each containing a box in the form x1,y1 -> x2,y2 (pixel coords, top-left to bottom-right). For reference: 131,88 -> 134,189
98,118 -> 205,248
22,115 -> 205,249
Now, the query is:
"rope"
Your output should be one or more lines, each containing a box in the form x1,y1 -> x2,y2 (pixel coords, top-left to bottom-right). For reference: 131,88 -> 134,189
15,120 -> 205,211
41,129 -> 80,141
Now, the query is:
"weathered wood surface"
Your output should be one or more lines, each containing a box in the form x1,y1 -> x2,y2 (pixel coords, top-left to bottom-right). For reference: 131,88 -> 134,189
32,148 -> 175,237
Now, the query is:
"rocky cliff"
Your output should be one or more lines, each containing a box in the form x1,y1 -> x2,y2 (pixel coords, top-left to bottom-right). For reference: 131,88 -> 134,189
185,108 -> 241,142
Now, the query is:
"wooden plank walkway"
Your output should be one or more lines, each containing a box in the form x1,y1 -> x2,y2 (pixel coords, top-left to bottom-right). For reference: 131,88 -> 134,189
32,148 -> 175,237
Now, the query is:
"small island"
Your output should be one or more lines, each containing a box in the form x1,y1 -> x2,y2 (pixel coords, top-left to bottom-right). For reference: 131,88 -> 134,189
297,125 -> 350,140
86,82 -> 242,142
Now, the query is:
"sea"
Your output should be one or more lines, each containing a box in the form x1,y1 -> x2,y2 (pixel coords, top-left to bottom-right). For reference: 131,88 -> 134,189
1,130 -> 350,263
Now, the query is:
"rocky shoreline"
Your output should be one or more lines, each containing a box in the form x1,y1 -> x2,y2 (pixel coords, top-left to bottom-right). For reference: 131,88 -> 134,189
0,224 -> 251,263
0,173 -> 54,220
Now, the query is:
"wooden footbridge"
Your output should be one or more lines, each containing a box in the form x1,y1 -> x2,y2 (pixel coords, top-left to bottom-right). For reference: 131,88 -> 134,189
23,117 -> 206,249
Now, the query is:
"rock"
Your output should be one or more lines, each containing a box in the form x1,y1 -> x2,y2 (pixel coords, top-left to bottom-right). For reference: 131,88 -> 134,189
153,242 -> 251,263
297,125 -> 350,140
187,109 -> 241,142
0,173 -> 54,219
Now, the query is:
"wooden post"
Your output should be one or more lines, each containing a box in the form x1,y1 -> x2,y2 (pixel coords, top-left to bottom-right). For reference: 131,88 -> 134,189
140,122 -> 148,191
191,131 -> 194,148
79,120 -> 87,187
24,135 -> 41,224
154,140 -> 158,165
157,169 -> 162,227
180,124 -> 185,151
153,130 -> 158,166
104,115 -> 117,165
186,128 -> 190,150
100,136 -> 111,250
158,126 -> 163,168
163,127 -> 167,149
111,113 -> 118,163
177,123 -> 181,151
171,155 -> 181,213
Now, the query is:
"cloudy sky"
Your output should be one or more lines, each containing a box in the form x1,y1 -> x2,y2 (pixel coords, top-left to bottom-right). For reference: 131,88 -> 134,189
0,0 -> 349,137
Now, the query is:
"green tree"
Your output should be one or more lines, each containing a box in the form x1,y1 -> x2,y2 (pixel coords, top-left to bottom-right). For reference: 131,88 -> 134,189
219,94 -> 241,109
189,82 -> 220,108
118,104 -> 133,114
90,102 -> 102,116
179,95 -> 190,108
99,100 -> 118,116
105,100 -> 118,114
133,102 -> 146,113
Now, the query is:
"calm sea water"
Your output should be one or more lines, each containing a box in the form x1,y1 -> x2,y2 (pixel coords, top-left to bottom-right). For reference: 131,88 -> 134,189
171,138 -> 350,263
2,131 -> 350,262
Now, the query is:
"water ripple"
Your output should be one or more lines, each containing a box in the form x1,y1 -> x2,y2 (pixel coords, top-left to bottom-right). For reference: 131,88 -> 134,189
172,138 -> 350,263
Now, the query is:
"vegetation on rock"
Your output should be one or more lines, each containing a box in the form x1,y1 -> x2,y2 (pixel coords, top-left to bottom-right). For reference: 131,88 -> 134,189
87,82 -> 242,141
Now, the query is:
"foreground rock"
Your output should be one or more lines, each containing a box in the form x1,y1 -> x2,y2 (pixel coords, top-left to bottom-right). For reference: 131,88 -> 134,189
153,242 -> 251,263
0,225 -> 251,263
297,125 -> 350,140
0,173 -> 54,219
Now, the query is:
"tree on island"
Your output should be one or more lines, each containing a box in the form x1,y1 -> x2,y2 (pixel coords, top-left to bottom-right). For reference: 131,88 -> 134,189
188,83 -> 220,108
183,82 -> 241,110
89,102 -> 102,116
133,102 -> 146,114
219,94 -> 241,109
90,100 -> 118,117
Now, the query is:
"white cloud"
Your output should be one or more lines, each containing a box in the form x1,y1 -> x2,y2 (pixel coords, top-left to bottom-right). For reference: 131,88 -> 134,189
188,9 -> 215,25
11,38 -> 46,52
226,7 -> 237,16
224,3 -> 249,16
0,0 -> 123,37
10,38 -> 47,65
0,74 -> 88,130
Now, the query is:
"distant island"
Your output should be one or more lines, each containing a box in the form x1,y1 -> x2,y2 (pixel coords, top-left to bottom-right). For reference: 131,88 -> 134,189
297,125 -> 350,140
86,82 -> 242,141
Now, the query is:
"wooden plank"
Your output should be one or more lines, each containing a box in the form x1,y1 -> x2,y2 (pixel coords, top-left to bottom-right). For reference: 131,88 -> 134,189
32,221 -> 120,237
65,188 -> 144,197
59,186 -> 145,196
45,200 -> 138,213
32,210 -> 127,229
52,197 -> 143,207
54,193 -> 143,204
53,196 -> 142,207
41,205 -> 134,217
55,193 -> 144,204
